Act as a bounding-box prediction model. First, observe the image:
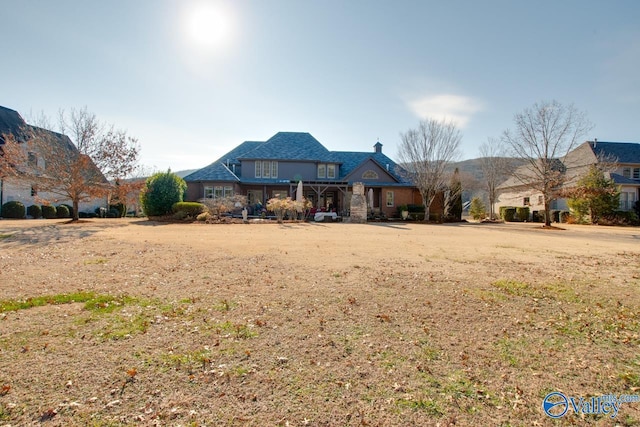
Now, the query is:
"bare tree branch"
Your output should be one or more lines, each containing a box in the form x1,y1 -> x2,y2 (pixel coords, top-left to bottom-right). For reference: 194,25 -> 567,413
502,100 -> 593,226
397,118 -> 461,221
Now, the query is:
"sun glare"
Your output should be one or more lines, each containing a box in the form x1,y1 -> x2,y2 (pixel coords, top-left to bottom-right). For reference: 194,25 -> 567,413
183,1 -> 233,53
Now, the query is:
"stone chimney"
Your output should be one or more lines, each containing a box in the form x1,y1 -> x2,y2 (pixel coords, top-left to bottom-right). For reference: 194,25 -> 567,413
348,182 -> 367,223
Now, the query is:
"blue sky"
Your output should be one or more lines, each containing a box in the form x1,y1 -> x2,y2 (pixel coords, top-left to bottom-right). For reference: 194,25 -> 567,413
2,1 -> 639,172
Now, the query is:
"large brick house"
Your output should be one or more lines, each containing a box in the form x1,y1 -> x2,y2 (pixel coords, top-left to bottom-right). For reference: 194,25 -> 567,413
184,132 -> 426,218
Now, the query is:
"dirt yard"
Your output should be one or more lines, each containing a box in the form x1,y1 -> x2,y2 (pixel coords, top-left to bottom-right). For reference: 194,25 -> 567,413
0,218 -> 639,426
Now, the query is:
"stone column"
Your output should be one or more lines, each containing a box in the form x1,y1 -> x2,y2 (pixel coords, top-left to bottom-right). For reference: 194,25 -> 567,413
348,182 -> 367,223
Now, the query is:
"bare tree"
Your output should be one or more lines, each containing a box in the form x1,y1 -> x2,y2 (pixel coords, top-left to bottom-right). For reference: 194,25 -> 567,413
397,118 -> 461,221
60,107 -> 140,183
502,100 -> 593,227
478,138 -> 510,220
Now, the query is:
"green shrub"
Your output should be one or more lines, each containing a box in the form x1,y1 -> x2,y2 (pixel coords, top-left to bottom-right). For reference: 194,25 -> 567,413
469,197 -> 486,220
27,204 -> 42,219
42,205 -> 57,219
56,205 -> 70,218
106,208 -> 120,218
1,201 -> 26,219
500,206 -> 516,222
599,210 -> 640,226
172,202 -> 206,217
140,171 -> 187,217
515,207 -> 529,222
60,204 -> 74,219
109,203 -> 125,217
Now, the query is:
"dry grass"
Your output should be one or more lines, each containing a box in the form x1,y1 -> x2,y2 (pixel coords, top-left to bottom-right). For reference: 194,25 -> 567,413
0,218 -> 639,426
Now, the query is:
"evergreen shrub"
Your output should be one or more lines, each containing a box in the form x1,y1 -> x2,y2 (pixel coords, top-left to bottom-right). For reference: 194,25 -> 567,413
27,204 -> 42,219
42,205 -> 57,219
1,201 -> 26,219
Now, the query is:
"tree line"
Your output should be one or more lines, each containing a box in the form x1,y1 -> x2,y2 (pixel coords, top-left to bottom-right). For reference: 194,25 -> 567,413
397,100 -> 634,226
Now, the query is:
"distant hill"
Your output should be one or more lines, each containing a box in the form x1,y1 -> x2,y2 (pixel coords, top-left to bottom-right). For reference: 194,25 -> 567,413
447,157 -> 525,204
174,169 -> 198,178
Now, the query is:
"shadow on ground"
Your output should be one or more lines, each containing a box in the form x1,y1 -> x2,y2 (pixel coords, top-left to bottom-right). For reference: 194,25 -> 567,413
0,220 -> 128,247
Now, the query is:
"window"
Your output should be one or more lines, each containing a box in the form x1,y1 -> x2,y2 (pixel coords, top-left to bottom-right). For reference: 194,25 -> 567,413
255,161 -> 278,178
386,191 -> 394,207
537,195 -> 543,205
362,170 -> 378,179
523,197 -> 530,206
327,164 -> 336,179
620,192 -> 637,211
224,186 -> 233,197
633,168 -> 640,179
262,161 -> 270,178
214,186 -> 224,198
31,186 -> 37,197
247,190 -> 262,205
317,164 -> 326,178
204,186 -> 214,198
623,167 -> 631,178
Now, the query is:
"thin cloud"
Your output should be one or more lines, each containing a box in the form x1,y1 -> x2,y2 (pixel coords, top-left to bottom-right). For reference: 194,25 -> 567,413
407,94 -> 484,127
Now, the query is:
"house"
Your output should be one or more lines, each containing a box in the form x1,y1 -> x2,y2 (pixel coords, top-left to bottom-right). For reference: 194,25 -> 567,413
184,132 -> 425,218
0,105 -> 107,216
496,140 -> 640,220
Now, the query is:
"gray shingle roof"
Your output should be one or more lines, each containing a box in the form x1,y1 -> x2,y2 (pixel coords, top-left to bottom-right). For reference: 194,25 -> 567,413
610,173 -> 640,185
589,141 -> 640,164
183,141 -> 262,181
185,131 -> 412,186
0,106 -> 28,143
238,132 -> 331,161
330,151 -> 410,183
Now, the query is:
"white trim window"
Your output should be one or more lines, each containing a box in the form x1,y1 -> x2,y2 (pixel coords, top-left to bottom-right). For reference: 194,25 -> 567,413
262,161 -> 271,178
255,161 -> 278,178
620,191 -> 636,211
386,191 -> 394,207
204,186 -> 214,198
327,164 -> 336,179
224,186 -> 233,197
317,164 -> 326,178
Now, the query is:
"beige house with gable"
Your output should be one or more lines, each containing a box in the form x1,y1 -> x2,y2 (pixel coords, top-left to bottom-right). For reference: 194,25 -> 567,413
496,140 -> 640,221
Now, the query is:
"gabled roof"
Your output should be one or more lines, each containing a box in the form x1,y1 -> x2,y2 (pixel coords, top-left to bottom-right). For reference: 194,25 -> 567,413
330,151 -> 410,183
0,106 -> 28,143
238,132 -> 331,161
587,141 -> 640,164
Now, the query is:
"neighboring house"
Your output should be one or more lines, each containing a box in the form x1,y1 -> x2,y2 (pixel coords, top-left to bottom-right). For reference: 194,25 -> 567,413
496,140 -> 640,220
0,105 -> 107,216
184,132 -> 426,218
